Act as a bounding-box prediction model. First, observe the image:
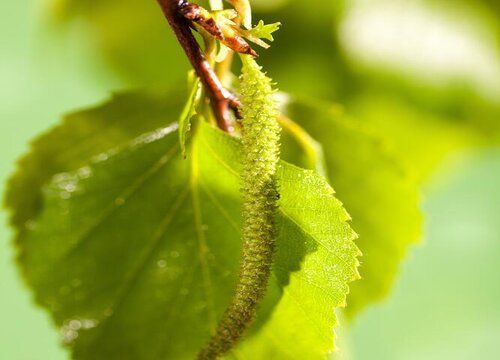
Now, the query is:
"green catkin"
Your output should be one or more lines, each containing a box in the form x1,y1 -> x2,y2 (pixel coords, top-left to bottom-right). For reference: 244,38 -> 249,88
198,55 -> 281,359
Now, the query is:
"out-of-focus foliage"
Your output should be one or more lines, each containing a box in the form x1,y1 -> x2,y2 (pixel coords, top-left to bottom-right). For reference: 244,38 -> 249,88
348,95 -> 488,182
338,1 -> 500,123
342,149 -> 500,360
48,0 -> 191,84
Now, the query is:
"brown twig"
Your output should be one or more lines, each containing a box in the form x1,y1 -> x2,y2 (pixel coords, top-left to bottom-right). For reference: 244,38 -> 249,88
157,0 -> 241,133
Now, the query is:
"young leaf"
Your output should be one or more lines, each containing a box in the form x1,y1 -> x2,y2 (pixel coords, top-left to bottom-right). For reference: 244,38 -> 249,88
246,20 -> 281,41
179,74 -> 202,158
238,20 -> 281,49
279,96 -> 422,317
6,90 -> 360,359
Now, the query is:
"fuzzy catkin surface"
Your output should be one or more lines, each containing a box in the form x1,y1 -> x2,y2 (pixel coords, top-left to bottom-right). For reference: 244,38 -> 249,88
198,55 -> 281,359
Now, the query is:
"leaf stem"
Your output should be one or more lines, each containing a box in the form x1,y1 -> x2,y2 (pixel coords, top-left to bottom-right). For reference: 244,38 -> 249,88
278,115 -> 328,177
157,0 -> 240,133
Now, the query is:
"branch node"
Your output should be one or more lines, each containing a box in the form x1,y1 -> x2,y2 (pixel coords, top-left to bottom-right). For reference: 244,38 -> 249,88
157,0 -> 242,133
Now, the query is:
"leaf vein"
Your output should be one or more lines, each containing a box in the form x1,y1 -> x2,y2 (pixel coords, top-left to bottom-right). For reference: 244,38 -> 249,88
61,144 -> 180,259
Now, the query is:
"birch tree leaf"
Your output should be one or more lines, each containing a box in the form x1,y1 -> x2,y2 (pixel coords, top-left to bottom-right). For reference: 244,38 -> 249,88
5,88 -> 186,233
6,91 -> 360,359
280,96 -> 422,317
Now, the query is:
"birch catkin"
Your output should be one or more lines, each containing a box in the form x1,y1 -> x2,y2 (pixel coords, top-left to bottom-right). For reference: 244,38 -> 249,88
198,55 -> 281,359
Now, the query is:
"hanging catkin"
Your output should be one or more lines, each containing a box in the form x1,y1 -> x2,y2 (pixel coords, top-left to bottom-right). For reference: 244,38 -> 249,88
198,54 -> 281,359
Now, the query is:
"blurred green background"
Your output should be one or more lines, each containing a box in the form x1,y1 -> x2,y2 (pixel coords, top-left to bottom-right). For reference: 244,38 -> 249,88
1,0 -> 499,358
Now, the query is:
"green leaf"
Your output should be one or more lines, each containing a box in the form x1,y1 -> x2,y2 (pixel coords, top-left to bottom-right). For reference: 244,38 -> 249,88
6,90 -> 360,359
247,20 -> 281,41
5,88 -> 186,233
179,74 -> 202,158
279,96 -> 422,317
239,20 -> 281,49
